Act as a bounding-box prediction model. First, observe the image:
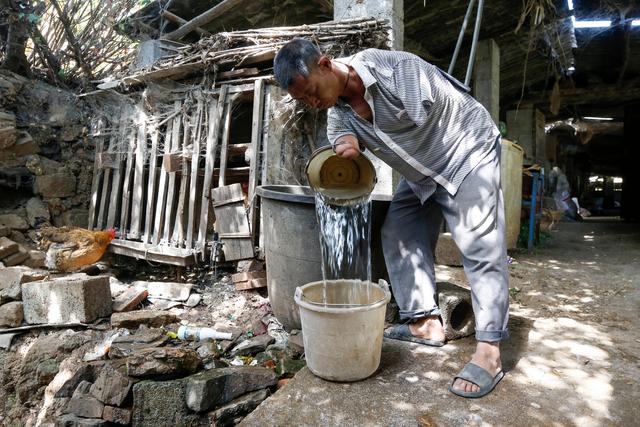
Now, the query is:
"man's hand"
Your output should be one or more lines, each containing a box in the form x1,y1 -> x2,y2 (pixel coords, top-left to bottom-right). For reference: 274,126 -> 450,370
334,135 -> 361,159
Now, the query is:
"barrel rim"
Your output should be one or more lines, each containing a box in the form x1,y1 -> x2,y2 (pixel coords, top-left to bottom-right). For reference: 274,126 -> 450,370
257,185 -> 315,204
294,280 -> 391,314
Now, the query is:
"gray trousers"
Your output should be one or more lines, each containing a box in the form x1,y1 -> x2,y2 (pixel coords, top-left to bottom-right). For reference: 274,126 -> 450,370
381,151 -> 509,342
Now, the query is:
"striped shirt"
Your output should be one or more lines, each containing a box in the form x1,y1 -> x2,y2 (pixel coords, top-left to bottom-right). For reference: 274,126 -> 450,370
327,49 -> 500,198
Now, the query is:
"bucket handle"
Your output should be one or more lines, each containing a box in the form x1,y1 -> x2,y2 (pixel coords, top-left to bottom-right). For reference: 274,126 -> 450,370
294,286 -> 302,304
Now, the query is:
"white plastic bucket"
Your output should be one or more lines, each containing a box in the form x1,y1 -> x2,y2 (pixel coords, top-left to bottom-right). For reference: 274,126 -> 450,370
294,279 -> 391,382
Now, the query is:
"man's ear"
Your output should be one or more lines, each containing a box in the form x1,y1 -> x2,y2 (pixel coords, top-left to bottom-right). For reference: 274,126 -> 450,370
317,56 -> 332,71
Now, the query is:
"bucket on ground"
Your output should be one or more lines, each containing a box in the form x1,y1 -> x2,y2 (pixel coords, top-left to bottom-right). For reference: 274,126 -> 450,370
294,279 -> 391,382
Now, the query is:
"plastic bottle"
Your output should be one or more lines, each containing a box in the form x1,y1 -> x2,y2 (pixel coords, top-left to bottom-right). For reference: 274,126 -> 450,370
177,325 -> 233,341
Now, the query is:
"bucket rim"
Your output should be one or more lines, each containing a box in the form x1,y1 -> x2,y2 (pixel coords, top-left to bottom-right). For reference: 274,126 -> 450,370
294,279 -> 391,314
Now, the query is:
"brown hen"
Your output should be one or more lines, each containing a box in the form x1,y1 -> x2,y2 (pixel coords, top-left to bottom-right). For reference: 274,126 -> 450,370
37,227 -> 116,272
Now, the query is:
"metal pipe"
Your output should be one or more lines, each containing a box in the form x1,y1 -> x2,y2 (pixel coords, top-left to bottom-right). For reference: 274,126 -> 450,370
464,0 -> 485,86
448,0 -> 477,75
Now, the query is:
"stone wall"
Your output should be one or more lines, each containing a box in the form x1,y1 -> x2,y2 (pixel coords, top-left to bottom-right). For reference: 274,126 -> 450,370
0,70 -> 94,246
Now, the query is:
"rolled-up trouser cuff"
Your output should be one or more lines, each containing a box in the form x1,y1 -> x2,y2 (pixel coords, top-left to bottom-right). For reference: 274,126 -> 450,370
400,307 -> 441,320
475,329 -> 509,342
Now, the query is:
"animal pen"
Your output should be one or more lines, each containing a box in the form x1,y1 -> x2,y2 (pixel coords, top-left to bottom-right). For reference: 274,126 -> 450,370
85,18 -> 390,267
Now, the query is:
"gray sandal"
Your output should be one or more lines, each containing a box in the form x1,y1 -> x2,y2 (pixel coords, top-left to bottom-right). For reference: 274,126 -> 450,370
449,362 -> 504,398
383,324 -> 445,347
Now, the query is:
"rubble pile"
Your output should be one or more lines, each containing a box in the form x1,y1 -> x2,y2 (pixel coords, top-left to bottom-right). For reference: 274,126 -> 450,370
0,70 -> 94,250
0,260 -> 306,426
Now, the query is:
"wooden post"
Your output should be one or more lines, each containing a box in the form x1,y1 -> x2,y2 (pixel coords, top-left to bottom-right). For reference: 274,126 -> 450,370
186,97 -> 205,249
143,128 -> 160,243
196,86 -> 228,253
248,79 -> 265,245
163,107 -> 183,244
129,117 -> 147,239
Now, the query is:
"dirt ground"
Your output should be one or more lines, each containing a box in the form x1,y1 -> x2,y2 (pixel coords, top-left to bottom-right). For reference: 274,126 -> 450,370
241,217 -> 640,426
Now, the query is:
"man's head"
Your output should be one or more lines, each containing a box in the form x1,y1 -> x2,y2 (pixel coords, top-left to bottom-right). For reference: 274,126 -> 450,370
274,38 -> 342,109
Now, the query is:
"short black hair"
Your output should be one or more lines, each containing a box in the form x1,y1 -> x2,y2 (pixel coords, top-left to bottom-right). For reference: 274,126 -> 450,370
273,38 -> 321,89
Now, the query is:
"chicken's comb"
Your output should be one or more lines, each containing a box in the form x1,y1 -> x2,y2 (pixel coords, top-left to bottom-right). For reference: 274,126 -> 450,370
107,229 -> 117,239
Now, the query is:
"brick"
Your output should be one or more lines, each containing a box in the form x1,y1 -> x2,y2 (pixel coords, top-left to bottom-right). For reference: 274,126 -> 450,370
22,275 -> 112,324
102,406 -> 131,424
110,310 -> 177,329
89,365 -> 132,406
0,301 -> 23,327
0,214 -> 28,231
131,379 -> 209,427
0,266 -> 46,291
186,366 -> 277,412
235,277 -> 267,291
112,286 -> 148,312
23,250 -> 45,268
0,236 -> 18,259
55,414 -> 108,427
3,249 -> 28,266
65,395 -> 104,418
232,270 -> 266,283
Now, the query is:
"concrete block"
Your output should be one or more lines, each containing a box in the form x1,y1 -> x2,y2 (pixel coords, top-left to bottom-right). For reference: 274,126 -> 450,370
0,265 -> 47,291
0,226 -> 10,237
131,379 -> 209,427
0,236 -> 19,259
437,282 -> 475,341
26,197 -> 50,227
22,275 -> 112,324
23,250 -> 46,268
186,366 -> 277,412
35,173 -> 76,198
435,233 -> 462,267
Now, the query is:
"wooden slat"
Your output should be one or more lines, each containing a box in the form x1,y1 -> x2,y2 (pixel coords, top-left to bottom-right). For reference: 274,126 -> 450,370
143,128 -> 160,243
119,128 -> 137,239
107,120 -> 127,229
129,119 -> 147,239
88,118 -> 105,229
218,93 -> 240,187
162,110 -> 182,244
186,97 -> 204,249
153,102 -> 179,245
248,79 -> 265,244
196,85 -> 228,253
171,106 -> 194,246
97,167 -> 111,229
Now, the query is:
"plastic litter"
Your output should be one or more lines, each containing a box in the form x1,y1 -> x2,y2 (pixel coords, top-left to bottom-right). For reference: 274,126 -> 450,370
177,325 -> 233,341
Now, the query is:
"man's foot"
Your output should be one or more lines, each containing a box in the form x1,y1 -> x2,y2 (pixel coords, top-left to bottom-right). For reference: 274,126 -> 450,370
452,341 -> 502,393
409,315 -> 446,343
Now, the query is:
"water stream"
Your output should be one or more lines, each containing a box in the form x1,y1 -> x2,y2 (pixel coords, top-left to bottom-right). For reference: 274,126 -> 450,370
314,193 -> 372,306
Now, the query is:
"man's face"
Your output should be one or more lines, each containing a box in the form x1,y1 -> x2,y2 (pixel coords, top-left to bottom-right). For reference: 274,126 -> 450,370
287,58 -> 340,109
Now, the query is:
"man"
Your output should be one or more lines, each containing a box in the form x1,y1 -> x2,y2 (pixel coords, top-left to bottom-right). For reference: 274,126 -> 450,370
273,39 -> 509,398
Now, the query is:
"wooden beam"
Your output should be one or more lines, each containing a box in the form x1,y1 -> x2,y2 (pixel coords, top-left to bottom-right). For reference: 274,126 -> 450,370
162,0 -> 247,41
163,152 -> 183,172
161,11 -> 211,37
88,119 -> 105,229
96,152 -> 120,169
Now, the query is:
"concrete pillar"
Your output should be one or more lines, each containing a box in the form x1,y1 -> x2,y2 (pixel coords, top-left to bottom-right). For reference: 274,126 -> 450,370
506,107 -> 546,165
333,0 -> 404,50
622,104 -> 640,220
334,0 -> 404,196
473,39 -> 500,125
